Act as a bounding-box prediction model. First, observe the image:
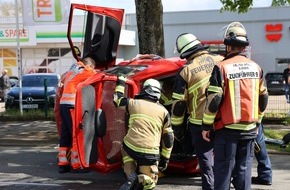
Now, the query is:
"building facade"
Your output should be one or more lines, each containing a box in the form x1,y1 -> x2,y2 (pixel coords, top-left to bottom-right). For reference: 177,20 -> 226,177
0,15 -> 136,76
124,6 -> 290,74
1,6 -> 290,76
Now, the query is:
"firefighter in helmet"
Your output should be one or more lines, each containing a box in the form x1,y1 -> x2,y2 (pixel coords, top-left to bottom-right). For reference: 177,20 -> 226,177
202,22 -> 268,190
172,33 -> 223,189
114,76 -> 174,190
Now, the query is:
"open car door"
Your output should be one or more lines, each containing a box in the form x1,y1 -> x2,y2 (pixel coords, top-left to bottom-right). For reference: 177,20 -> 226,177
57,3 -> 125,173
56,3 -> 124,138
67,3 -> 124,69
73,74 -> 139,174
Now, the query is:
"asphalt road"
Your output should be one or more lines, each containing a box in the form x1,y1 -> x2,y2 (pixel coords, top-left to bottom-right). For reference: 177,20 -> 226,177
0,145 -> 289,190
0,120 -> 290,190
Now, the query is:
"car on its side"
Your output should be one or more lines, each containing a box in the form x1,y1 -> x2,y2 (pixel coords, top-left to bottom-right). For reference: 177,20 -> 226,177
6,73 -> 60,109
55,3 -> 199,177
265,72 -> 285,95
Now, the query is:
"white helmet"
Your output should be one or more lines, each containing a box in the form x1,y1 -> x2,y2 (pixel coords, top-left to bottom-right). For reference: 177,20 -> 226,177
142,78 -> 162,100
223,22 -> 249,46
175,33 -> 201,55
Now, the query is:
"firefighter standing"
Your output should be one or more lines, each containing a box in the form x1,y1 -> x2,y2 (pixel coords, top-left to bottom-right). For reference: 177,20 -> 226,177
114,76 -> 174,190
171,33 -> 223,189
58,57 -> 97,173
202,22 -> 268,190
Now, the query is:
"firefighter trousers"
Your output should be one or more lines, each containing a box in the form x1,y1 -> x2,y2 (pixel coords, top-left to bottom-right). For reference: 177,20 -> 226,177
214,130 -> 254,190
121,149 -> 159,190
189,124 -> 214,190
59,104 -> 74,147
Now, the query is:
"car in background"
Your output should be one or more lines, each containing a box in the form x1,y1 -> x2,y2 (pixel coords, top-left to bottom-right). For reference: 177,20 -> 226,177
0,76 -> 19,102
265,72 -> 285,95
6,73 -> 60,109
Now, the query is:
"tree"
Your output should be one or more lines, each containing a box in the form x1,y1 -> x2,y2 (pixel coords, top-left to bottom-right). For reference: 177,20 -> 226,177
220,0 -> 290,13
134,0 -> 289,57
134,0 -> 165,57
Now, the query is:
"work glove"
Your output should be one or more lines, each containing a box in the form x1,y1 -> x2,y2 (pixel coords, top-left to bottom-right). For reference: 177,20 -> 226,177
117,75 -> 127,86
118,75 -> 127,82
158,157 -> 169,172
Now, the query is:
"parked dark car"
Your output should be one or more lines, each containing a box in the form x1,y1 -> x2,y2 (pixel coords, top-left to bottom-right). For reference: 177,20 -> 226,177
6,73 -> 60,109
0,76 -> 19,102
265,72 -> 285,95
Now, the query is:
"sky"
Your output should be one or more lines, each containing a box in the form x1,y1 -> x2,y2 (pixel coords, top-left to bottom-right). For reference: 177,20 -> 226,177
70,0 -> 274,14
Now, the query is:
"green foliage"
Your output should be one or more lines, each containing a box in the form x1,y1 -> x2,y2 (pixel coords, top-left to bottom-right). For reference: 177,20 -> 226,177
220,0 -> 254,13
271,0 -> 290,6
220,0 -> 290,13
266,144 -> 290,153
264,129 -> 290,153
264,129 -> 289,139
0,108 -> 55,121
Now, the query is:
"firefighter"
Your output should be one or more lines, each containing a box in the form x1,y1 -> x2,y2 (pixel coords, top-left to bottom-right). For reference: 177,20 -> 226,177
202,22 -> 268,190
54,46 -> 82,138
114,76 -> 174,190
58,56 -> 97,173
172,33 -> 223,189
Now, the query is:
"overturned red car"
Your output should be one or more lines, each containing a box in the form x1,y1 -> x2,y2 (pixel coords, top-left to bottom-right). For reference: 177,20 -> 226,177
55,3 -> 200,176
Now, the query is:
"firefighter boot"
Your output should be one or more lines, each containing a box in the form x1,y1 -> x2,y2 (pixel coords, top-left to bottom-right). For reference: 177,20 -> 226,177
119,172 -> 138,190
70,148 -> 90,173
58,147 -> 70,173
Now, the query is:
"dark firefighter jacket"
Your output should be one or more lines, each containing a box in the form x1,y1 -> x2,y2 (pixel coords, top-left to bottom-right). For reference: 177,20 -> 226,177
171,50 -> 224,127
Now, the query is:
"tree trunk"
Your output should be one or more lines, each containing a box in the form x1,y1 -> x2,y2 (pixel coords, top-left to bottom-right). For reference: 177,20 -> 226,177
135,0 -> 165,57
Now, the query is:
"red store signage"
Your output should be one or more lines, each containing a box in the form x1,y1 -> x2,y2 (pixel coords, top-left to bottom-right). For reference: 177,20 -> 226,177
265,23 -> 283,42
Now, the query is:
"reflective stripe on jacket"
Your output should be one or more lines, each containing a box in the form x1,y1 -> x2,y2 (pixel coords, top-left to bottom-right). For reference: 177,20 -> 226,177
114,80 -> 174,159
171,51 -> 224,126
60,62 -> 96,105
203,54 -> 268,131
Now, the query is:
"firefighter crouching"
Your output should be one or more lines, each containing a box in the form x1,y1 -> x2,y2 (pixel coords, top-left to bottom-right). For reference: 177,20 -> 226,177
114,76 -> 174,190
202,22 -> 268,190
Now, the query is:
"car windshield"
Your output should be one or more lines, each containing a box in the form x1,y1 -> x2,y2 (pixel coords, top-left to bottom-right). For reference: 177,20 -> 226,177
266,73 -> 283,81
22,75 -> 59,87
105,65 -> 147,76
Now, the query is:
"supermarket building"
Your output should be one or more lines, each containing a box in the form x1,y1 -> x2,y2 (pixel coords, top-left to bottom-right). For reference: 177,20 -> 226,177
0,6 -> 290,76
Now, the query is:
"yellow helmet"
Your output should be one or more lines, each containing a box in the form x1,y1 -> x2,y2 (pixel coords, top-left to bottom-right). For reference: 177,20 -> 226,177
224,22 -> 249,46
175,33 -> 201,55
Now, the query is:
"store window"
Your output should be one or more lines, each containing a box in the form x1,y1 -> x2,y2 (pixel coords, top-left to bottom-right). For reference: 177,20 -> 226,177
22,48 -> 75,75
0,48 -> 76,76
0,48 -> 17,76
